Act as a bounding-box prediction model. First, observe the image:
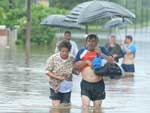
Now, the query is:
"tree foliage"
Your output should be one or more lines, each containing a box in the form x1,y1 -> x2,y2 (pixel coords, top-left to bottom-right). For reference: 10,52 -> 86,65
0,0 -> 150,45
49,0 -> 88,9
0,1 -> 68,45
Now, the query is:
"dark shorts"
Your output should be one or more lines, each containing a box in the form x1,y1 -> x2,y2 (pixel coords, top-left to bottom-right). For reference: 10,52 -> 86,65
80,79 -> 105,101
121,64 -> 135,72
49,88 -> 71,104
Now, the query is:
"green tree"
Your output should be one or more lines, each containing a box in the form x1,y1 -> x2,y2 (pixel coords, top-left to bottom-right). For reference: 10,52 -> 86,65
0,7 -> 6,21
49,0 -> 87,9
0,0 -> 68,45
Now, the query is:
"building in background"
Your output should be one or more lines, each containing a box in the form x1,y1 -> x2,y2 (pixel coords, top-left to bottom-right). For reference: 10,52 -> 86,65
34,0 -> 49,7
0,25 -> 17,48
0,26 -> 9,47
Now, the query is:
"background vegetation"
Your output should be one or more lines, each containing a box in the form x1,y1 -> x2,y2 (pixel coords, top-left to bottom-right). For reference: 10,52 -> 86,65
0,0 -> 68,45
0,0 -> 150,45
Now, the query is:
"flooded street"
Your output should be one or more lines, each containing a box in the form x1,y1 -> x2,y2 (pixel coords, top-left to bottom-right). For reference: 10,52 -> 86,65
0,37 -> 150,113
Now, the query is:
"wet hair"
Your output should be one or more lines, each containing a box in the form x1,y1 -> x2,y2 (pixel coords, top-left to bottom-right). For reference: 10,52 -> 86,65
64,31 -> 71,35
58,40 -> 72,51
125,35 -> 133,41
86,34 -> 99,42
110,35 -> 116,38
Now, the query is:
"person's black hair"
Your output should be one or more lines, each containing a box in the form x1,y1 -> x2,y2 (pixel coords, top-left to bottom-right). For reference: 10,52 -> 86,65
86,34 -> 99,42
110,35 -> 116,38
64,31 -> 71,35
58,40 -> 72,51
125,35 -> 133,41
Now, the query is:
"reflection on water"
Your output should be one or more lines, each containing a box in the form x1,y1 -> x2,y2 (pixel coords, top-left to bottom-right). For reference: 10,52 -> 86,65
49,108 -> 70,113
0,38 -> 150,113
48,106 -> 104,113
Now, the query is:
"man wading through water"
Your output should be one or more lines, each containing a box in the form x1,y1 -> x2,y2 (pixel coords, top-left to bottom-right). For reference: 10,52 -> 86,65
74,34 -> 113,109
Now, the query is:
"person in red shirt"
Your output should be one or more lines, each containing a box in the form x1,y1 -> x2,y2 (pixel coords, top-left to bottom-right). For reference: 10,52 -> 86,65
74,34 -> 113,109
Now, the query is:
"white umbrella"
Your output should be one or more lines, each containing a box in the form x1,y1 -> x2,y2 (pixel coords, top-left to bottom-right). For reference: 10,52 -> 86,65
40,14 -> 82,29
65,0 -> 135,24
103,18 -> 133,29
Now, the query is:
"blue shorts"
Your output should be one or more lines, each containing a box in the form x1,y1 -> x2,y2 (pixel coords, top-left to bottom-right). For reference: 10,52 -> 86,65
80,80 -> 105,101
121,64 -> 135,72
49,88 -> 71,104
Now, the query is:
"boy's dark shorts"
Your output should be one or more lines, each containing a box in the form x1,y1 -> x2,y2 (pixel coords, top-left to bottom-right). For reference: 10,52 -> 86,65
121,64 -> 135,72
80,79 -> 105,101
49,88 -> 71,103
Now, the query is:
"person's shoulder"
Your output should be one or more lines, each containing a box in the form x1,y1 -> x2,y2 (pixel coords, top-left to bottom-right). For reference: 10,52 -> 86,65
76,47 -> 87,55
132,43 -> 136,47
131,43 -> 137,50
100,46 -> 107,52
74,47 -> 87,60
46,54 -> 55,62
69,55 -> 74,60
50,53 -> 59,58
79,47 -> 86,51
130,43 -> 137,49
115,43 -> 121,48
105,43 -> 109,47
70,40 -> 77,45
56,40 -> 62,45
99,46 -> 111,56
99,46 -> 106,50
116,43 -> 121,46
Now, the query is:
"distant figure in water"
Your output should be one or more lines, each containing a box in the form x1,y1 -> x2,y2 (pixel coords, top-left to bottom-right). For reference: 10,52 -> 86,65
105,35 -> 123,62
121,35 -> 136,75
55,31 -> 78,58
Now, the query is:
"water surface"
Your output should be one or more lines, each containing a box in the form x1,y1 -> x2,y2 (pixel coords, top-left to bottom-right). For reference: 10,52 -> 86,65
0,36 -> 150,113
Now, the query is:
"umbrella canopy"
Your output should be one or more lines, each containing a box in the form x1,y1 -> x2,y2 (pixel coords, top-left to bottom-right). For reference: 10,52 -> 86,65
40,14 -> 82,29
103,18 -> 133,29
65,0 -> 136,24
